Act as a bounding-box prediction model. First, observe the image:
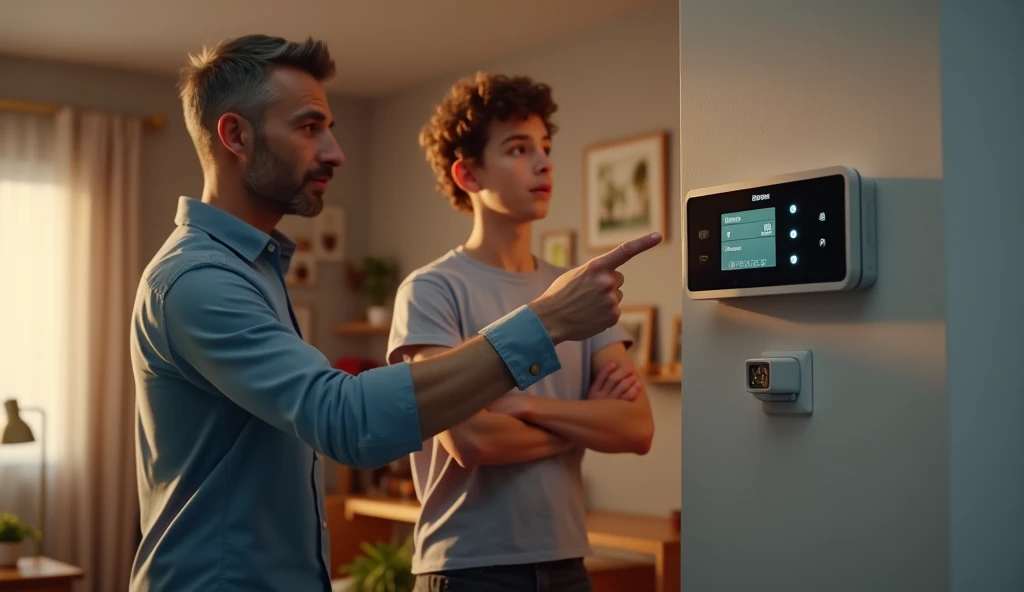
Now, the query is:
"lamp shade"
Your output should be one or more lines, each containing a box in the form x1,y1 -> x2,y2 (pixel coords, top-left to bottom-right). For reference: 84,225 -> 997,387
2,399 -> 35,444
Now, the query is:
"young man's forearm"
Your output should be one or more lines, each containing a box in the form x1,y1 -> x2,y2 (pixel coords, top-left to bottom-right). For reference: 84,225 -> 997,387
517,398 -> 654,455
408,305 -> 564,440
441,410 -> 573,468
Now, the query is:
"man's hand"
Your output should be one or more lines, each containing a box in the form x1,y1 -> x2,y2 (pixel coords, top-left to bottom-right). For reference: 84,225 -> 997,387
529,232 -> 661,343
587,362 -> 640,402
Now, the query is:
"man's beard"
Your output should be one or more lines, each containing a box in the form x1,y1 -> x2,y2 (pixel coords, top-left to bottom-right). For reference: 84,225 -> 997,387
244,133 -> 326,217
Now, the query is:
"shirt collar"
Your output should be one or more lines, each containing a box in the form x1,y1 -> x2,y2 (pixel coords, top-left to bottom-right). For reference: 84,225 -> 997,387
174,196 -> 297,263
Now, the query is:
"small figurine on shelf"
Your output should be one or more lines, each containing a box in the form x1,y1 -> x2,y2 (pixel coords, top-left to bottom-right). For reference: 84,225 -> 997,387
345,256 -> 399,326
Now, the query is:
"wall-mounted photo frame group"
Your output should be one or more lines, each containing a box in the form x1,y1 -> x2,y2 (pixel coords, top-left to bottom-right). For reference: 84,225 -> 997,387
583,131 -> 668,251
314,204 -> 345,262
285,250 -> 318,288
292,304 -> 314,345
669,314 -> 682,375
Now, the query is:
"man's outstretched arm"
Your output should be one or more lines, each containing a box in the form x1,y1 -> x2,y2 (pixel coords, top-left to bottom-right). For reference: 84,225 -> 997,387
157,232 -> 661,470
489,342 -> 655,455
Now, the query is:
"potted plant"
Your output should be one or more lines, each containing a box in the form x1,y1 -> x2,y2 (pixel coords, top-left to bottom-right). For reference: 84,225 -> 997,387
345,256 -> 399,327
0,513 -> 40,567
338,536 -> 414,592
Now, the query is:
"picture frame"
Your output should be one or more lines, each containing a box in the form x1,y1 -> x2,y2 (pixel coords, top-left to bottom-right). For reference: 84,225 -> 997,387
583,131 -> 668,251
292,304 -> 314,345
540,229 -> 575,267
314,204 -> 345,262
617,305 -> 656,373
669,314 -> 682,375
285,249 -> 317,288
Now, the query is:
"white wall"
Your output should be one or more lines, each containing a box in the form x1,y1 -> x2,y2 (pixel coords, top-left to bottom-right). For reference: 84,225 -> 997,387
367,1 -> 681,516
941,0 -> 1024,589
679,0 -> 947,590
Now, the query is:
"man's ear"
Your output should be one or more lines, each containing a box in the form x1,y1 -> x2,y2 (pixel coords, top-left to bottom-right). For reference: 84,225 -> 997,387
216,113 -> 252,161
451,159 -> 481,194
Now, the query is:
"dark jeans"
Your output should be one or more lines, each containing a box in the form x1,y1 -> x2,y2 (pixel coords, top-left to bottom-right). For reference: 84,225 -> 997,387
412,558 -> 592,592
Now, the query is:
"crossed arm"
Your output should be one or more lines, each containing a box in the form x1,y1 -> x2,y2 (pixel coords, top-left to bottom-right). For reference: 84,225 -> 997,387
405,345 -> 574,468
489,342 -> 655,455
402,341 -> 654,468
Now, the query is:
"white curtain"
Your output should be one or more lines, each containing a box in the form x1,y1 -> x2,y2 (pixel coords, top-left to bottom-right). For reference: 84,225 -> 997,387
0,107 -> 142,592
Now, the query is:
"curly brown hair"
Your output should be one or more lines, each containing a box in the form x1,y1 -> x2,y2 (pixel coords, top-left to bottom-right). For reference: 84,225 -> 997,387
418,72 -> 559,214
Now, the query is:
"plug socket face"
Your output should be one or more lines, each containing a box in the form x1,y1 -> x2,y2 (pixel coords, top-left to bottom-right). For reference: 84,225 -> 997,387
747,351 -> 813,415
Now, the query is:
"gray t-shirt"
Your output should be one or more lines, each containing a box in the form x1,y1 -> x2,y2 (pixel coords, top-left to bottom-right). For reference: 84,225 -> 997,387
386,247 -> 632,574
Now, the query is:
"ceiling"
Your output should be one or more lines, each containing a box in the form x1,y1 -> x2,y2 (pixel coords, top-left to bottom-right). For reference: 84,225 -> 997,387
0,0 -> 666,97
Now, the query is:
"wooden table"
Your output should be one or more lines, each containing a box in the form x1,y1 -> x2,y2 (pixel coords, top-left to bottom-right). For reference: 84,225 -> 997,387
341,495 -> 680,592
0,556 -> 83,591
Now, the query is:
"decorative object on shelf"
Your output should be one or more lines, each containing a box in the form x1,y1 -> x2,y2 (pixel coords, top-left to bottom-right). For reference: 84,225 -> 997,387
0,513 -> 40,568
286,249 -> 318,288
345,256 -> 399,327
339,536 -> 414,592
314,204 -> 345,262
292,304 -> 314,345
583,131 -> 668,250
2,398 -> 46,557
540,229 -> 575,267
332,356 -> 381,375
617,305 -> 656,373
380,456 -> 415,500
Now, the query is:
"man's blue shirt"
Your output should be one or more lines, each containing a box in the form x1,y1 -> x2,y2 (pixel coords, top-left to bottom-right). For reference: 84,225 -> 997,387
128,197 -> 561,591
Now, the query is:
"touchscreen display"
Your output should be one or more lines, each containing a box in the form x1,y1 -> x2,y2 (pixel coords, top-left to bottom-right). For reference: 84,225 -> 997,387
721,207 -> 776,270
686,173 -> 848,293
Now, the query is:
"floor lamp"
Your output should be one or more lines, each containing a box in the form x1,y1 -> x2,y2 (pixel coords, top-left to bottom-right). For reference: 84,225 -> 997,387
1,398 -> 46,556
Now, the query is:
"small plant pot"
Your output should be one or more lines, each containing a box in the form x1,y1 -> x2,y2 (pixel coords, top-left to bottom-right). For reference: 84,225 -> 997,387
0,541 -> 23,568
366,305 -> 391,327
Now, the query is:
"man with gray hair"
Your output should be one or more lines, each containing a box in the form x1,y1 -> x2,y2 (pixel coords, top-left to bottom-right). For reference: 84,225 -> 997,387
129,34 -> 660,592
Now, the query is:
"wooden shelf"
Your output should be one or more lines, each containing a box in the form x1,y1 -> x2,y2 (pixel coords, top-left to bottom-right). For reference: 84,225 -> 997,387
338,494 -> 679,553
333,493 -> 679,591
331,321 -> 390,335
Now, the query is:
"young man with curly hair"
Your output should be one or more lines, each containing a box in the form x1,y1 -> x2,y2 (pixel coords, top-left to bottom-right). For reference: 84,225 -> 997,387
387,72 -> 656,592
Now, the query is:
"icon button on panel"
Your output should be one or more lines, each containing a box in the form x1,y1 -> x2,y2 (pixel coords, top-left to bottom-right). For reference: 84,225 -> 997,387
698,229 -> 709,240
699,255 -> 709,264
818,212 -> 826,222
819,238 -> 826,247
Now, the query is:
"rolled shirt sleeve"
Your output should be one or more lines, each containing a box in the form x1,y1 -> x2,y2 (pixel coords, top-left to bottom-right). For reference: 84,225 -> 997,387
160,264 -> 422,469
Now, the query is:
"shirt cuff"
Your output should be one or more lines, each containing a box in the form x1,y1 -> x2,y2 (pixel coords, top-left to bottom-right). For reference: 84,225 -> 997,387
354,363 -> 424,467
478,305 -> 561,390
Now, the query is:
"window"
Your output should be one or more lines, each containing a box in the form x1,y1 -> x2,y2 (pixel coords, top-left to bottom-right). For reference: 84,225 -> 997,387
0,112 -> 71,469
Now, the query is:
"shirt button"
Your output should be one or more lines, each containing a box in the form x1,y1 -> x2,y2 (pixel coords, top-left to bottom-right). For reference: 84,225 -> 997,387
267,244 -> 276,252
321,520 -> 327,529
530,364 -> 540,375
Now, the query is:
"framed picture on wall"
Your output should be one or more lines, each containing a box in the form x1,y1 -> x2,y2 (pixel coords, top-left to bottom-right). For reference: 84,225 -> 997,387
669,314 -> 682,375
583,131 -> 668,250
292,304 -> 314,345
285,249 -> 317,288
618,305 -> 656,373
314,204 -> 345,262
540,229 -> 575,267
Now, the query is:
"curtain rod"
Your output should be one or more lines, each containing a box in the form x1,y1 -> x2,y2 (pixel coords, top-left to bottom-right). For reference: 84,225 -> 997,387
0,98 -> 165,130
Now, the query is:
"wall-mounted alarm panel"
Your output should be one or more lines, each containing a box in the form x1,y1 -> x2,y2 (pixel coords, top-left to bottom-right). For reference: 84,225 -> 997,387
685,166 -> 876,299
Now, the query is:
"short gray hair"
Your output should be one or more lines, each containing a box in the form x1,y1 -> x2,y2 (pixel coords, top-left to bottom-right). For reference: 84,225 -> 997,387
178,34 -> 335,165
